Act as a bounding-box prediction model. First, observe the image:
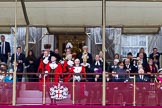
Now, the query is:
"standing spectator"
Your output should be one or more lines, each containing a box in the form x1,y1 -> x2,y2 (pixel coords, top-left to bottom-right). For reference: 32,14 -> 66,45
54,48 -> 62,62
77,46 -> 93,82
37,50 -> 50,83
124,52 -> 134,66
25,50 -> 37,82
99,51 -> 104,62
0,35 -> 11,63
11,47 -> 25,82
63,48 -> 72,60
137,47 -> 147,61
114,53 -> 121,60
137,52 -> 148,71
149,48 -> 160,69
62,54 -> 74,82
91,55 -> 103,82
77,46 -> 93,67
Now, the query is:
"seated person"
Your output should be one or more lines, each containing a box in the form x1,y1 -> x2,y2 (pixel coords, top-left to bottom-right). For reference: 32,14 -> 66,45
4,69 -> 15,82
109,59 -> 119,73
112,61 -> 129,82
136,68 -> 150,82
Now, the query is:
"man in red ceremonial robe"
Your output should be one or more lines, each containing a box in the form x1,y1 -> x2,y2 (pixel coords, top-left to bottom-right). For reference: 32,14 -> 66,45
70,58 -> 86,82
47,54 -> 62,82
62,54 -> 74,82
71,59 -> 86,103
38,50 -> 50,82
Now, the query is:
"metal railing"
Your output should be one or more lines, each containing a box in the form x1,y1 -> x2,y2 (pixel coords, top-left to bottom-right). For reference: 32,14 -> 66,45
0,72 -> 162,106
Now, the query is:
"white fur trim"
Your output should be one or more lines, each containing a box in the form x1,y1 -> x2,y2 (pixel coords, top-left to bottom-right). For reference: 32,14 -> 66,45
50,63 -> 58,69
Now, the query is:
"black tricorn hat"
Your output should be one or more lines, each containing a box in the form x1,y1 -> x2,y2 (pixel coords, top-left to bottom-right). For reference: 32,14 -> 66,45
44,44 -> 51,49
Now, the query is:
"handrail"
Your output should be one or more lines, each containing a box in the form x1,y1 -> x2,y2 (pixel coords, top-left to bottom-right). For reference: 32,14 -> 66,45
2,72 -> 162,75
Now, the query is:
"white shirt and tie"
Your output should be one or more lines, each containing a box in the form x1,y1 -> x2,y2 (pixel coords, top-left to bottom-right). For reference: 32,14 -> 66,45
139,75 -> 144,80
95,61 -> 100,65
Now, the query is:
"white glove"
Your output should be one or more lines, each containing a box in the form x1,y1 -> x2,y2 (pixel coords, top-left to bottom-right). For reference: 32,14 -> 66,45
43,58 -> 49,64
67,60 -> 74,66
94,68 -> 98,72
39,74 -> 42,79
60,61 -> 64,64
44,71 -> 48,77
81,63 -> 90,68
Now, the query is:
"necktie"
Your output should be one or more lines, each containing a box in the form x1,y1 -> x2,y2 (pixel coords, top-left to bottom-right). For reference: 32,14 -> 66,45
1,42 -> 4,54
140,75 -> 142,79
140,75 -> 143,80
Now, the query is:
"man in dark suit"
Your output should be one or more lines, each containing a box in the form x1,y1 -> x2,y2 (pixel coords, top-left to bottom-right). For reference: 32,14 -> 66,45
136,68 -> 150,82
0,35 -> 11,63
11,47 -> 25,82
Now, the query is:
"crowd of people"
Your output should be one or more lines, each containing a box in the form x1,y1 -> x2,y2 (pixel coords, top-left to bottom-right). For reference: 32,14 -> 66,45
0,35 -> 161,84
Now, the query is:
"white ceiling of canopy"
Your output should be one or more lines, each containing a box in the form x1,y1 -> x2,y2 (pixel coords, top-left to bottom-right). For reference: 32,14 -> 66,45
0,1 -> 162,33
0,2 -> 25,26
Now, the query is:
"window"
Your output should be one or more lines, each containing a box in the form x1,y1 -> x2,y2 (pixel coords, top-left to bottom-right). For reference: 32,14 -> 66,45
121,35 -> 148,57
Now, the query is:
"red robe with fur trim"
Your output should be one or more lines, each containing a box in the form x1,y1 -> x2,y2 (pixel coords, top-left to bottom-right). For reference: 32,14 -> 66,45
71,65 -> 86,98
62,60 -> 74,82
47,62 -> 63,82
37,57 -> 50,82
70,65 -> 86,82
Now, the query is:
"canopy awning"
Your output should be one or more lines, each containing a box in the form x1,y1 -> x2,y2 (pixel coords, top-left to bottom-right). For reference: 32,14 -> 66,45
1,0 -> 162,33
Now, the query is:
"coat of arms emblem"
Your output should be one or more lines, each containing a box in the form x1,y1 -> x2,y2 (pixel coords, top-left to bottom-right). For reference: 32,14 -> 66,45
49,83 -> 69,100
